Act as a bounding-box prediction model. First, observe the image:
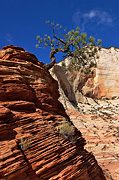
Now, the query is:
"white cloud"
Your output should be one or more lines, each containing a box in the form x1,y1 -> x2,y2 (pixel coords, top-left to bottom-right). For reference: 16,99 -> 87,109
5,33 -> 14,44
72,9 -> 113,31
83,11 -> 96,19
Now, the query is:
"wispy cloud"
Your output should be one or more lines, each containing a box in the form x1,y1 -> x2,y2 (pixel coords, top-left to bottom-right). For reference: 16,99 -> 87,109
5,33 -> 14,44
72,9 -> 113,31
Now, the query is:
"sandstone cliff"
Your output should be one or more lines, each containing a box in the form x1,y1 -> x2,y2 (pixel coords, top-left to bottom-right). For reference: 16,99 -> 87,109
50,47 -> 119,179
50,47 -> 119,105
0,45 -> 105,180
83,47 -> 119,99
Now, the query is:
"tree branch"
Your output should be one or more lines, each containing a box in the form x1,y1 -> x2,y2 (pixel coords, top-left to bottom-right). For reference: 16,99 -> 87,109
44,46 -> 69,70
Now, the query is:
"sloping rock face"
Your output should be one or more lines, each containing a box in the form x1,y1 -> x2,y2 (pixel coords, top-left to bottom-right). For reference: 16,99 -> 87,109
0,45 -> 105,180
50,47 -> 119,103
67,100 -> 119,180
50,49 -> 119,179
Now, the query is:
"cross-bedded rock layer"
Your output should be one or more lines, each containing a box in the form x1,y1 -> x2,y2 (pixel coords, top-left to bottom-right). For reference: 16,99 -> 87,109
0,45 -> 105,180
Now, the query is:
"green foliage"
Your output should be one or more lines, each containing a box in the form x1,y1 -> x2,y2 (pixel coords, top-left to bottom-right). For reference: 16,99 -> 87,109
46,20 -> 50,23
38,38 -> 42,43
36,21 -> 102,72
57,121 -> 76,144
89,36 -> 95,44
62,61 -> 66,67
51,47 -> 54,51
36,35 -> 40,40
97,39 -> 102,45
76,26 -> 80,31
90,61 -> 95,67
35,44 -> 39,48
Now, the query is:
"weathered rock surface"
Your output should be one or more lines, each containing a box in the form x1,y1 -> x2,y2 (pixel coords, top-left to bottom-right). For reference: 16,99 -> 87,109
50,47 -> 119,103
49,48 -> 119,179
0,45 -> 105,180
82,47 -> 119,99
67,102 -> 119,180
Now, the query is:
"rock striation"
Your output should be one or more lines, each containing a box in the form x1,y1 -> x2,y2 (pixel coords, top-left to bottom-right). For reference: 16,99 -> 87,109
50,48 -> 119,179
82,47 -> 119,99
66,100 -> 119,180
0,45 -> 105,180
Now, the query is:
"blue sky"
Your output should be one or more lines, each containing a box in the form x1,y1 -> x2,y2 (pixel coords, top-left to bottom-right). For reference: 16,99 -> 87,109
0,0 -> 119,63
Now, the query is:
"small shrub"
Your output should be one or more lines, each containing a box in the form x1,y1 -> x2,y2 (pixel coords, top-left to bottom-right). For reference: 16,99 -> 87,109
62,61 -> 66,67
112,96 -> 117,100
20,137 -> 31,151
90,61 -> 95,67
57,121 -> 76,144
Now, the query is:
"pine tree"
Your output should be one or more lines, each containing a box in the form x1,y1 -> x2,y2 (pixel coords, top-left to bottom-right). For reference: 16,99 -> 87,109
36,21 -> 102,71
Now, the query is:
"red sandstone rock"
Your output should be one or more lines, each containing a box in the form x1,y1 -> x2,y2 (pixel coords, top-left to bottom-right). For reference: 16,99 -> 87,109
0,45 -> 106,180
0,45 -> 44,66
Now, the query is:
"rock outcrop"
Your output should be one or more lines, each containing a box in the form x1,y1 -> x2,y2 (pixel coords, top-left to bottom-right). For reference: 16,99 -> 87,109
50,47 -> 119,104
50,47 -> 119,179
82,47 -> 119,99
67,100 -> 119,180
0,45 -> 105,180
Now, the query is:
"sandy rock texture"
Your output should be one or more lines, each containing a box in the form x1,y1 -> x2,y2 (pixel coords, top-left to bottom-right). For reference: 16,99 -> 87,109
67,99 -> 119,180
50,47 -> 119,102
83,47 -> 119,99
0,45 -> 105,180
49,48 -> 119,179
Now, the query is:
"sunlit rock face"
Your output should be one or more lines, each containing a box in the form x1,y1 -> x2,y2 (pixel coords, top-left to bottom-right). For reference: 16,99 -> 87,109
50,47 -> 119,105
82,47 -> 119,99
0,45 -> 105,180
50,47 -> 119,180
